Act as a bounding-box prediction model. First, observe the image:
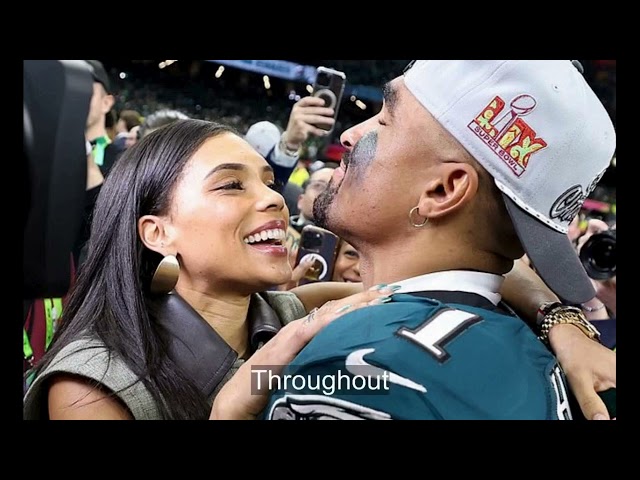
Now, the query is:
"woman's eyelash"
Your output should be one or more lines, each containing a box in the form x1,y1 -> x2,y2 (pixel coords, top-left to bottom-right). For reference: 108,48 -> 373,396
215,181 -> 277,191
216,181 -> 244,191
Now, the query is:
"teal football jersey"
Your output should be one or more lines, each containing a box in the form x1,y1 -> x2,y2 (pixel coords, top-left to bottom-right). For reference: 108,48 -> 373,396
264,294 -> 573,420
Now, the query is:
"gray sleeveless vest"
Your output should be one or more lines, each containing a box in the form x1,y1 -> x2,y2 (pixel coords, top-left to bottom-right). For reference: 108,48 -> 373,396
23,291 -> 306,420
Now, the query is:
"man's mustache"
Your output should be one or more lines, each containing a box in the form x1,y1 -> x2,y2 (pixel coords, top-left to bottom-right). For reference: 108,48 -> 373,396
342,149 -> 352,167
348,131 -> 377,168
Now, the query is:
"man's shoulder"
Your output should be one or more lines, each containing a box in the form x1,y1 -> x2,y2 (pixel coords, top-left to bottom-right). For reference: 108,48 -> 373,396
296,294 -> 536,361
270,295 -> 563,419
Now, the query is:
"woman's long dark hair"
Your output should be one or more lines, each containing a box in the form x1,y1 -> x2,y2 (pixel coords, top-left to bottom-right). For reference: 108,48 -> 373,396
34,119 -> 239,419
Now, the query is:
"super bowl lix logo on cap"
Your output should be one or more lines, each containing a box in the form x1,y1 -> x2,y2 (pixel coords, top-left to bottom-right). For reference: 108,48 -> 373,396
468,95 -> 547,177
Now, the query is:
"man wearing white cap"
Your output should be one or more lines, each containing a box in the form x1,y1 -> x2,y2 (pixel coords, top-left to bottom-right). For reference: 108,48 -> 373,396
259,61 -> 616,420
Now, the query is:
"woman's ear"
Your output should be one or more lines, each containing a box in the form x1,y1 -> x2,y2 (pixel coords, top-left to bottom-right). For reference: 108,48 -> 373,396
417,162 -> 479,220
138,215 -> 173,255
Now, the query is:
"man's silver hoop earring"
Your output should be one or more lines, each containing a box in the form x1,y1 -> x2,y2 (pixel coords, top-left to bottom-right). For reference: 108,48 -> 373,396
409,206 -> 428,228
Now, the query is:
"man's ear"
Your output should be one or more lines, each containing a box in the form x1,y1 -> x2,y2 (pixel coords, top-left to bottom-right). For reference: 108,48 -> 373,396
102,94 -> 115,115
138,215 -> 174,255
417,162 -> 479,220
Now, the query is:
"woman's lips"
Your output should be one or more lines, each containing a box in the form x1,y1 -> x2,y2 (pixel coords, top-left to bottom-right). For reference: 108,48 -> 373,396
246,243 -> 288,257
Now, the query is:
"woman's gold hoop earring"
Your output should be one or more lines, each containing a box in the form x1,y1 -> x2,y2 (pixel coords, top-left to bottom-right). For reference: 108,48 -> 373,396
409,206 -> 428,228
150,255 -> 180,295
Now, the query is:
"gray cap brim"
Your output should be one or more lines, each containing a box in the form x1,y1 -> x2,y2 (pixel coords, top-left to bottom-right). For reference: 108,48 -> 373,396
502,194 -> 596,305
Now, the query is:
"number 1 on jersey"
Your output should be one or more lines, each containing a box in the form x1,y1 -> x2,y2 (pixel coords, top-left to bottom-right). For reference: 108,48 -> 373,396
396,308 -> 482,363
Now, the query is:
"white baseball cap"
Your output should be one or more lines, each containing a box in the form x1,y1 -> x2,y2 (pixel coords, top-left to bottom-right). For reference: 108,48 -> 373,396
404,60 -> 616,304
245,121 -> 281,158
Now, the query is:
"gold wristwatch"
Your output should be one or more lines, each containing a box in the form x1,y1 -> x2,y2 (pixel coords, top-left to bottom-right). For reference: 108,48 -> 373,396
537,302 -> 601,345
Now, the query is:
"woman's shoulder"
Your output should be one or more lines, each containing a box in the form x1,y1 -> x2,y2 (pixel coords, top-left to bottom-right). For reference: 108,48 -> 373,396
41,335 -> 113,377
23,334 -> 160,420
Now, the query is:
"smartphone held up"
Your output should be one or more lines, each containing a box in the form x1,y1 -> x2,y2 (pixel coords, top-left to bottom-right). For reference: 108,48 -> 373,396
311,66 -> 346,134
295,225 -> 340,285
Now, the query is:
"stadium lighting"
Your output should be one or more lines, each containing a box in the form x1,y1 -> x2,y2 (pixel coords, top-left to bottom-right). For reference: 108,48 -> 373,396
160,60 -> 177,69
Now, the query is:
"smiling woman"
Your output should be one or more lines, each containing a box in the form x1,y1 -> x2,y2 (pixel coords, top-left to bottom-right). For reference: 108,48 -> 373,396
23,119 -> 393,420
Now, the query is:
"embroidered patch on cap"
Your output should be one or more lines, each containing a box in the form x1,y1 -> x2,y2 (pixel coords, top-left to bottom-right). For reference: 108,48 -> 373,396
467,94 -> 547,177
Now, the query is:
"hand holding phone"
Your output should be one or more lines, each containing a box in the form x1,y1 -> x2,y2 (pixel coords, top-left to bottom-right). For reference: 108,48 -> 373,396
310,66 -> 346,134
295,225 -> 340,285
280,67 -> 346,150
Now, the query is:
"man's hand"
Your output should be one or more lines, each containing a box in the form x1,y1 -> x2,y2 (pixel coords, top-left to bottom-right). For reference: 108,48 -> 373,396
282,96 -> 335,150
549,325 -> 616,420
503,258 -> 616,420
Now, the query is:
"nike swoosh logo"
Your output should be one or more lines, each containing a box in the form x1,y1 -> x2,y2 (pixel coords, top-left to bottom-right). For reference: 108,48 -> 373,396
345,348 -> 427,393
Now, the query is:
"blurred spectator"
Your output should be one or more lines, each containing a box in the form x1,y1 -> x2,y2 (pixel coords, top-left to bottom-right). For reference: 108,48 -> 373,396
244,120 -> 298,190
139,108 -> 190,138
113,109 -> 143,149
281,182 -> 303,217
125,125 -> 141,149
245,121 -> 282,158
575,219 -> 616,350
568,213 -> 586,244
117,109 -> 143,133
287,160 -> 310,187
331,240 -> 361,283
290,167 -> 335,233
84,60 -> 126,178
242,118 -> 303,213
244,95 -> 336,192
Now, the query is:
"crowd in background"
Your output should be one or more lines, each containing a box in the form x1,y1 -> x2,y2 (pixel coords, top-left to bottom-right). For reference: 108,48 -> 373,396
102,59 -> 617,199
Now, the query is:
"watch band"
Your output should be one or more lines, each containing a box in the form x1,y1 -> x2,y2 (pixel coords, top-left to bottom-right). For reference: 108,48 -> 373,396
279,134 -> 300,157
537,304 -> 601,345
536,301 -> 563,329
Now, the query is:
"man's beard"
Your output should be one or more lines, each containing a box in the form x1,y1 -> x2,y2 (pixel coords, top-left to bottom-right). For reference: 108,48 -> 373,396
312,132 -> 377,231
312,180 -> 338,230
